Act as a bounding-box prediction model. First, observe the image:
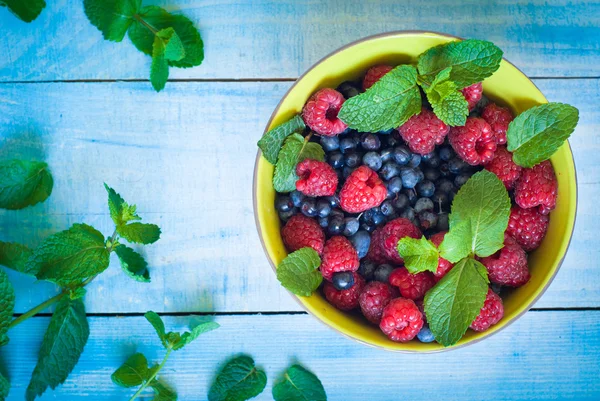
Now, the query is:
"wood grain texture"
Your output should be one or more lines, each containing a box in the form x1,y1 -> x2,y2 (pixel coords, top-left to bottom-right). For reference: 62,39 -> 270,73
1,0 -> 599,81
0,79 -> 598,313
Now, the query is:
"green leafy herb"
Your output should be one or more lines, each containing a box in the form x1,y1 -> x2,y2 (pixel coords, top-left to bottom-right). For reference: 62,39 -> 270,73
422,67 -> 469,126
145,311 -> 168,347
506,102 -> 579,168
276,247 -> 322,297
424,257 -> 489,346
0,0 -> 46,22
83,0 -> 141,42
0,371 -> 9,401
115,244 -> 150,282
258,115 -> 307,164
208,355 -> 267,401
144,311 -> 219,351
151,381 -> 177,401
0,269 -> 15,346
151,28 -> 186,92
25,297 -> 90,401
0,160 -> 53,210
0,241 -> 33,275
105,183 -> 141,227
69,287 -> 87,300
273,133 -> 325,193
112,353 -> 150,388
338,65 -> 421,132
118,222 -> 162,245
272,364 -> 327,401
397,236 -> 439,274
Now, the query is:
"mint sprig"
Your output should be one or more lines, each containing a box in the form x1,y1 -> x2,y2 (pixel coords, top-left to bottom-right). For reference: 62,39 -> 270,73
208,355 -> 267,401
273,133 -> 324,193
0,269 -> 15,346
421,67 -> 469,127
272,364 -> 327,401
0,241 -> 33,275
150,27 -> 186,91
0,160 -> 53,210
0,0 -> 45,22
276,247 -> 323,297
397,236 -> 439,274
258,115 -> 306,164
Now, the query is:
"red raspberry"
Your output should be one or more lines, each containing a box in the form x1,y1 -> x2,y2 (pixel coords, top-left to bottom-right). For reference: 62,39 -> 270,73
380,218 -> 421,264
506,206 -> 549,251
359,281 -> 396,324
484,146 -> 523,190
514,160 -> 558,215
302,88 -> 348,137
449,117 -> 497,165
295,159 -> 338,197
339,166 -> 387,213
480,235 -> 530,287
429,232 -> 454,282
461,83 -> 483,111
389,268 -> 435,300
379,298 -> 424,342
320,236 -> 360,281
482,103 -> 513,145
363,65 -> 393,90
470,288 -> 504,332
323,272 -> 365,311
281,215 -> 325,255
366,227 -> 388,264
398,109 -> 450,155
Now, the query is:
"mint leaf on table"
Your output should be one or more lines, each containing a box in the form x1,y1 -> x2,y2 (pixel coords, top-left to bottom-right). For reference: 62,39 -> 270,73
0,269 -> 15,346
144,311 -> 219,351
208,355 -> 267,401
422,67 -> 469,126
273,133 -> 325,193
114,244 -> 150,282
424,257 -> 489,346
258,115 -> 306,165
118,222 -> 161,245
397,236 -> 439,274
105,183 -> 141,227
145,311 -> 168,348
150,381 -> 177,401
128,6 -> 204,68
0,241 -> 33,275
151,28 -> 186,92
26,223 -> 110,286
276,247 -> 322,297
439,170 -> 510,263
338,65 -> 421,132
0,0 -> 46,22
112,353 -> 150,388
0,371 -> 9,401
83,0 -> 141,42
272,364 -> 327,401
173,320 -> 220,350
417,39 -> 503,88
25,297 -> 90,401
0,160 -> 53,210
506,102 -> 579,168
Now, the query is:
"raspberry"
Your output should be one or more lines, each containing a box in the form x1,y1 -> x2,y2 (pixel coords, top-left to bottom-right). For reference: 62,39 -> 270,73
359,281 -> 396,324
320,236 -> 360,281
506,206 -> 549,251
323,272 -> 365,311
302,88 -> 348,137
389,268 -> 435,300
379,298 -> 424,342
461,83 -> 483,111
366,227 -> 388,264
295,159 -> 338,197
480,235 -> 530,287
281,215 -> 325,255
380,218 -> 421,264
398,109 -> 450,155
429,232 -> 453,282
363,65 -> 393,90
449,117 -> 497,165
482,103 -> 513,145
484,146 -> 523,190
339,166 -> 387,213
514,160 -> 558,215
470,288 -> 504,332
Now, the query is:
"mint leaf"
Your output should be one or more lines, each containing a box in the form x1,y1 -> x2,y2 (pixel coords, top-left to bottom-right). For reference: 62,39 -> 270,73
27,224 -> 110,287
0,241 -> 33,275
397,236 -> 439,274
0,269 -> 15,346
0,160 -> 53,210
69,287 -> 87,300
417,39 -> 503,88
83,0 -> 141,42
118,222 -> 161,245
111,353 -> 149,388
424,257 -> 488,346
128,6 -> 203,68
208,355 -> 267,401
276,247 -> 322,297
151,381 -> 177,401
0,371 -> 9,400
145,311 -> 168,348
422,67 -> 469,126
273,133 -> 324,193
506,102 -> 579,168
338,65 -> 421,132
258,115 -> 306,164
272,364 -> 327,401
174,321 -> 220,350
25,297 -> 90,401
115,244 -> 150,282
440,170 -> 510,262
150,28 -> 186,92
105,184 -> 141,227
0,0 -> 45,22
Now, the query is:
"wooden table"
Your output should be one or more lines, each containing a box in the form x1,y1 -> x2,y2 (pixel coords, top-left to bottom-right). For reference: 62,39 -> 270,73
1,1 -> 599,400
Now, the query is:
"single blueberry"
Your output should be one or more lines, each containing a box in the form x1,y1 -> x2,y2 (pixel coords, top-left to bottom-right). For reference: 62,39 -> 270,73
393,146 -> 411,165
320,135 -> 340,152
415,198 -> 434,213
318,216 -> 329,228
337,81 -> 361,98
327,151 -> 345,169
362,208 -> 375,223
400,207 -> 416,222
316,199 -> 332,218
436,178 -> 456,194
380,162 -> 401,180
300,198 -> 317,217
439,146 -> 455,161
416,180 -> 435,198
439,163 -> 452,177
387,177 -> 402,195
454,174 -> 471,188
386,134 -> 401,147
361,223 -> 376,233
424,168 -> 441,182
418,211 -> 438,230
325,195 -> 340,208
350,132 -> 362,145
372,212 -> 386,226
328,216 -> 345,235
343,217 -> 360,236
401,188 -> 418,206
415,168 -> 424,183
385,212 -> 399,222
340,137 -> 357,154
275,195 -> 294,212
437,212 -> 449,231
408,153 -> 422,168
432,191 -> 449,208
358,260 -> 377,281
343,166 -> 354,179
332,271 -> 355,291
345,152 -> 362,168
380,200 -> 395,216
330,208 -> 345,220
417,323 -> 435,343
363,151 -> 383,171
491,283 -> 503,295
393,193 -> 409,209
290,190 -> 305,208
380,148 -> 393,163
361,133 -> 381,151
349,230 -> 371,259
423,152 -> 440,168
279,209 -> 296,222
400,168 -> 420,189
448,157 -> 469,174
374,264 -> 395,283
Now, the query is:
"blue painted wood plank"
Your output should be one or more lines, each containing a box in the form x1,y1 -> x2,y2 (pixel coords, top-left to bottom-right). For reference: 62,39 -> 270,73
2,312 -> 599,400
0,0 -> 599,81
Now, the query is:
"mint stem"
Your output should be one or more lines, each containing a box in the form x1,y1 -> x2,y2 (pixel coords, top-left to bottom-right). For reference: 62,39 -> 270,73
9,292 -> 65,328
133,14 -> 158,34
128,348 -> 173,401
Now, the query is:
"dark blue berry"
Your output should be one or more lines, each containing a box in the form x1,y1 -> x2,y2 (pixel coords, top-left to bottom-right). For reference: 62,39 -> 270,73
454,174 -> 471,188
432,191 -> 449,208
380,162 -> 400,180
318,216 -> 329,228
374,264 -> 395,283
361,133 -> 381,151
400,207 -> 416,222
328,216 -> 345,235
320,136 -> 340,152
416,180 -> 435,198
424,168 -> 441,182
439,146 -> 455,161
339,137 -> 356,154
349,230 -> 371,259
417,323 -> 435,343
402,188 -> 418,206
491,282 -> 502,295
386,133 -> 401,147
275,195 -> 294,212
448,157 -> 469,174
337,81 -> 361,98
279,209 -> 296,222
327,151 -> 344,169
436,178 -> 455,194
361,223 -> 376,233
379,148 -> 393,163
330,208 -> 345,220
393,193 -> 409,209
343,166 -> 354,179
358,260 -> 377,281
415,198 -> 434,213
439,163 -> 452,177
387,177 -> 402,195
316,199 -> 332,218
332,271 -> 355,291
325,195 -> 339,208
422,152 -> 440,168
408,153 -> 422,168
418,211 -> 438,230
393,146 -> 411,165
343,217 -> 360,236
350,132 -> 362,145
290,190 -> 304,208
400,168 -> 420,189
345,152 -> 362,168
361,208 -> 375,223
437,212 -> 449,231
380,200 -> 395,216
372,212 -> 386,226
362,151 -> 382,171
300,198 -> 317,217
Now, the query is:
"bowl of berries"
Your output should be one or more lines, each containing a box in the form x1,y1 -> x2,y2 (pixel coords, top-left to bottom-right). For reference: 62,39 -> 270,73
254,31 -> 578,351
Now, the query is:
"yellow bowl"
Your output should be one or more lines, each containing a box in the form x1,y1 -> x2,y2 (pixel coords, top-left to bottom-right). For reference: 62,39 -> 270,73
253,31 -> 577,352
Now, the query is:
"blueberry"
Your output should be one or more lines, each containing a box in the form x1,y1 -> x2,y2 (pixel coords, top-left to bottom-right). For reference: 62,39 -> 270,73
415,197 -> 434,213
400,168 -> 420,189
290,190 -> 305,208
330,208 -> 345,220
343,217 -> 360,236
380,200 -> 395,216
491,283 -> 503,295
432,191 -> 449,208
408,153 -> 422,168
417,323 -> 435,343
278,209 -> 296,222
343,166 -> 354,179
423,152 -> 440,168
363,151 -> 382,171
327,151 -> 345,169
439,163 -> 452,177
380,148 -> 393,163
320,136 -> 340,152
393,193 -> 409,209
448,157 -> 469,174
337,81 -> 361,98
400,207 -> 416,222
361,133 -> 381,151
350,132 -> 362,145
316,199 -> 332,218
454,174 -> 471,188
325,195 -> 339,208
339,137 -> 356,154
358,260 -> 377,281
300,198 -> 317,217
318,216 -> 329,228
436,178 -> 455,194
380,162 -> 401,180
418,211 -> 438,230
393,146 -> 411,165
328,216 -> 345,235
424,168 -> 441,182
362,208 -> 375,223
349,230 -> 371,259
387,177 -> 402,195
386,133 -> 401,147
332,271 -> 355,291
437,212 -> 449,231
401,188 -> 418,206
275,195 -> 294,212
372,212 -> 386,226
345,152 -> 362,168
374,264 -> 395,283
416,180 -> 435,198
361,223 -> 376,233
439,146 -> 455,161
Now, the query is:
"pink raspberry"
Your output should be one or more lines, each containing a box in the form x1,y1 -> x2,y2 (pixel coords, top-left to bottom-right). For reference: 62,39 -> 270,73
470,289 -> 504,332
506,206 -> 549,251
480,235 -> 530,287
359,281 -> 396,324
323,272 -> 365,311
484,146 -> 523,190
461,83 -> 483,110
380,218 -> 422,264
366,227 -> 388,264
281,215 -> 325,255
429,232 -> 454,282
514,160 -> 558,215
482,103 -> 513,145
339,166 -> 387,213
379,298 -> 424,342
362,65 -> 393,90
295,159 -> 338,197
320,236 -> 360,281
302,88 -> 348,137
449,117 -> 496,165
398,109 -> 450,155
389,267 -> 435,300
